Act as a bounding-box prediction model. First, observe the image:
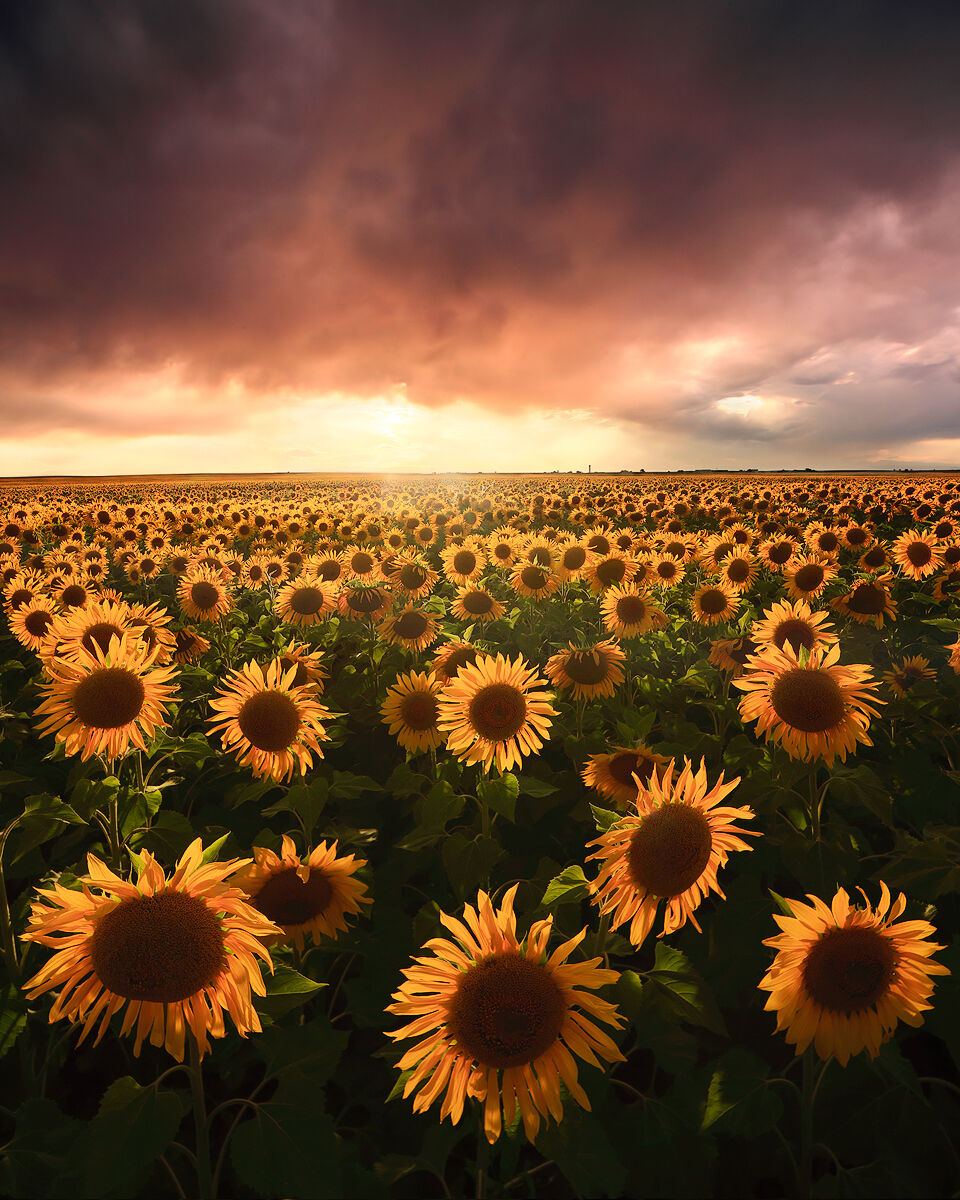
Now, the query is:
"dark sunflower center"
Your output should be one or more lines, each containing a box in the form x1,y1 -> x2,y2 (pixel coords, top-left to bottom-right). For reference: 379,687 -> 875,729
318,560 -> 343,581
596,558 -> 627,586
442,647 -> 478,677
446,953 -> 566,1069
8,587 -> 32,610
351,552 -> 374,574
71,668 -> 146,729
529,547 -> 553,566
656,561 -> 677,579
346,587 -> 385,612
773,618 -> 816,653
400,691 -> 439,730
817,532 -> 839,552
770,668 -> 845,732
846,528 -> 868,545
861,546 -> 887,568
615,595 -> 647,623
934,521 -> 954,539
237,690 -> 300,752
91,890 -> 226,1003
562,547 -> 586,570
588,535 -> 611,555
729,637 -> 758,667
60,584 -> 88,607
453,551 -> 477,575
627,803 -> 713,898
252,867 -> 333,927
394,610 -> 430,639
290,586 -> 325,616
520,566 -> 548,590
726,559 -> 750,582
847,584 -> 886,615
280,657 -> 310,687
897,666 -> 924,687
248,565 -> 264,581
80,622 -> 127,657
698,588 -> 728,615
794,564 -> 825,592
609,751 -> 654,787
462,590 -> 494,615
24,609 -> 54,637
399,564 -> 428,589
715,541 -> 735,561
906,542 -> 932,567
802,926 -> 898,1014
943,547 -> 960,566
494,543 -> 513,561
190,581 -> 220,610
564,650 -> 610,685
468,682 -> 527,741
768,542 -> 793,565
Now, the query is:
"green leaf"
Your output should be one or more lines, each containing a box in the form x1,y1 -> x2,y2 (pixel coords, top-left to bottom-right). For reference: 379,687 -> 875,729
255,964 -> 326,1018
645,942 -> 728,1036
79,1077 -> 185,1199
0,1099 -> 84,1199
255,1015 -> 347,1085
331,770 -> 382,798
402,783 -> 465,849
768,889 -> 795,917
615,970 -> 699,1075
477,772 -> 519,822
199,832 -> 231,864
2,794 -> 86,867
542,865 -> 589,908
537,1102 -> 628,1198
590,804 -> 621,832
921,617 -> 960,631
118,787 -> 163,838
262,778 -> 328,837
0,983 -> 27,1060
517,775 -> 559,797
702,1048 -> 783,1134
441,832 -> 506,899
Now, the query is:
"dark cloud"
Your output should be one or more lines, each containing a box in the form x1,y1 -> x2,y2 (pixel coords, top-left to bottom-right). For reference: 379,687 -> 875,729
2,0 -> 960,452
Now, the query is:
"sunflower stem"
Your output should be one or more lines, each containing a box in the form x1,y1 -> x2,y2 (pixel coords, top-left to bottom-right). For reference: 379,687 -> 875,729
108,779 -> 124,873
0,825 -> 20,980
188,1039 -> 214,1200
475,1110 -> 490,1200
807,767 -> 821,845
798,1048 -> 816,1200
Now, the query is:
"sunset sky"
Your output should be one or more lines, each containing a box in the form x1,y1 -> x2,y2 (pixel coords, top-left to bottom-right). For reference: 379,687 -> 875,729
2,1 -> 960,475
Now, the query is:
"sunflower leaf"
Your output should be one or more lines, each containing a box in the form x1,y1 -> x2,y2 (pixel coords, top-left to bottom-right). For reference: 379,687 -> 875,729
645,943 -> 728,1037
0,983 -> 27,1061
702,1048 -> 783,1133
79,1076 -> 185,1199
255,965 -> 326,1018
542,865 -> 589,908
590,804 -> 621,832
477,772 -> 519,822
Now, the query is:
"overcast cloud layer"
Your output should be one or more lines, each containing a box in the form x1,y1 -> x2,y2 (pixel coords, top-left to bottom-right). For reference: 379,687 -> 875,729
2,0 -> 960,472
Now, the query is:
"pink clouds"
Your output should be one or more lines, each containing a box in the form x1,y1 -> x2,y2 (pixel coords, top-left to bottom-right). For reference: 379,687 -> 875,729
2,1 -> 960,467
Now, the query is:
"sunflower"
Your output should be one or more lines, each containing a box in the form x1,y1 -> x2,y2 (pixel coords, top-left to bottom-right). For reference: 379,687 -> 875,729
8,595 -> 59,652
509,562 -> 559,600
431,641 -> 482,685
544,639 -> 627,700
275,578 -> 337,627
344,546 -> 382,582
43,598 -> 133,665
277,640 -> 327,693
173,626 -> 211,664
581,744 -> 670,807
386,885 -> 625,1144
2,569 -> 46,614
759,537 -> 800,573
35,635 -> 178,762
242,555 -> 271,590
520,537 -> 560,571
759,883 -> 950,1066
891,529 -> 942,581
555,538 -> 593,581
208,658 -> 332,782
451,585 -> 505,624
804,524 -> 842,559
20,839 -> 278,1061
858,542 -> 892,573
708,635 -> 760,678
178,565 -> 234,623
751,599 -> 838,657
841,524 -> 874,553
831,574 -> 898,630
486,529 -> 519,571
441,541 -> 487,586
126,601 -> 177,665
600,584 -> 667,639
233,835 -> 370,951
437,652 -> 557,773
882,655 -> 936,699
947,636 -> 960,675
735,643 -> 883,766
378,605 -> 442,652
690,582 -> 741,626
586,758 -> 756,948
305,549 -> 348,586
783,554 -> 838,603
381,669 -> 446,752
391,553 -> 439,600
933,567 -> 960,604
717,551 -> 759,593
337,582 -> 392,622
650,552 -> 685,589
585,551 -> 638,595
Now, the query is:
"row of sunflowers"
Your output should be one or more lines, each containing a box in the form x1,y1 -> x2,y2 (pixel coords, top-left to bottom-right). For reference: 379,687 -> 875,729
1,472 -> 958,1199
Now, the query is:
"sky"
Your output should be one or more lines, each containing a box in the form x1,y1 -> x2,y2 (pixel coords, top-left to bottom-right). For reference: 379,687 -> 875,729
2,0 -> 960,476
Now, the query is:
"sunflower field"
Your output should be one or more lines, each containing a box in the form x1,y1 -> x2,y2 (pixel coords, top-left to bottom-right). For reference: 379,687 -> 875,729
1,472 -> 959,1200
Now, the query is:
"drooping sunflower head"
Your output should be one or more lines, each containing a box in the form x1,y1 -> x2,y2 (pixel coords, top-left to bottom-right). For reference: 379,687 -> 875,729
544,639 -> 627,700
581,743 -> 670,806
431,640 -> 482,685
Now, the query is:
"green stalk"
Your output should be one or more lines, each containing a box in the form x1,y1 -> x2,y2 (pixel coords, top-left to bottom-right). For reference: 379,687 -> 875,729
189,1039 -> 214,1200
0,824 -> 20,980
